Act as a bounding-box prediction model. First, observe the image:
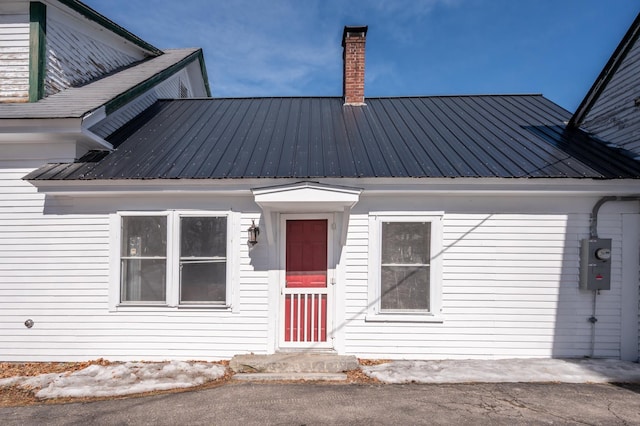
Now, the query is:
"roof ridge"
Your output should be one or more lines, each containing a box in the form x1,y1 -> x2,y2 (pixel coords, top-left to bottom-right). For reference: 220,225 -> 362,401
155,93 -> 545,102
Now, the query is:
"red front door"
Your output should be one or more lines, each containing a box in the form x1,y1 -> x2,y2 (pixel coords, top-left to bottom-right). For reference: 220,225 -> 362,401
283,219 -> 328,344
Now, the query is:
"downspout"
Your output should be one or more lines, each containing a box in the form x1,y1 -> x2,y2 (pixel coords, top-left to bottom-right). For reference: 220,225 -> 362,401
588,195 -> 640,357
590,196 -> 640,238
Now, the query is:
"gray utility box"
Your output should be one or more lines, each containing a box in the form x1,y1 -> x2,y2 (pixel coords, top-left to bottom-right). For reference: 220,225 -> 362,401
580,238 -> 612,290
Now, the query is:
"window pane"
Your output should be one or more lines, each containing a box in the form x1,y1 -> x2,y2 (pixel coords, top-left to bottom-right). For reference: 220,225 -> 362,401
381,222 -> 430,264
381,265 -> 429,310
122,216 -> 166,257
121,259 -> 166,302
180,217 -> 227,258
180,261 -> 226,303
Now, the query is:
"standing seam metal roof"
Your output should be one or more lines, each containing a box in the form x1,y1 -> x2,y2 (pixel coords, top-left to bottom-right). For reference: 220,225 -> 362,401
25,95 -> 640,180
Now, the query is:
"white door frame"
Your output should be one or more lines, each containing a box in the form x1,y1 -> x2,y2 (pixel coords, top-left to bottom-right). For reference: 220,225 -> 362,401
278,213 -> 335,350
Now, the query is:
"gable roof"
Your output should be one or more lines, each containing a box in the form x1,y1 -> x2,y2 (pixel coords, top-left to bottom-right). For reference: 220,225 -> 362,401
0,48 -> 205,120
569,12 -> 640,129
55,0 -> 163,56
25,95 -> 640,181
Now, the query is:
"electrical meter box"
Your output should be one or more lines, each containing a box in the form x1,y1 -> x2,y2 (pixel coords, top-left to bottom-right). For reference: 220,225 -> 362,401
580,238 -> 612,290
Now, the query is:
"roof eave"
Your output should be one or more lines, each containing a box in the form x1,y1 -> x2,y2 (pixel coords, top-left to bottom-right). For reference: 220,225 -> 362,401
24,177 -> 640,197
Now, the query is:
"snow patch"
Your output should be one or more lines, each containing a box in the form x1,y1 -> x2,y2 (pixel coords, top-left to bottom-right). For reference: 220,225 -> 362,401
362,358 -> 640,384
1,361 -> 226,399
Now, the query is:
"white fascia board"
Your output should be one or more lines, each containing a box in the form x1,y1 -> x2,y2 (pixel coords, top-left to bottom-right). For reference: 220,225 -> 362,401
0,118 -> 82,141
26,177 -> 640,197
0,109 -> 112,150
322,177 -> 640,196
28,179 -> 259,195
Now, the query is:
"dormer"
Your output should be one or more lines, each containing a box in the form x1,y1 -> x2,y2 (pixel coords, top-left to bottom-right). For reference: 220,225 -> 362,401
0,0 -> 161,103
0,1 -> 210,165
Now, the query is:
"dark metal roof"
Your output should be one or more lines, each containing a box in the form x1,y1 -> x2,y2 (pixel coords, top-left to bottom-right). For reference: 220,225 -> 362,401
25,95 -> 640,181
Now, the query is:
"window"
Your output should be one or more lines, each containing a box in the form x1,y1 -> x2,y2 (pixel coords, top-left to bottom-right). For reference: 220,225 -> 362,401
113,211 -> 234,309
381,221 -> 431,311
121,216 -> 167,302
179,216 -> 226,304
368,213 -> 442,322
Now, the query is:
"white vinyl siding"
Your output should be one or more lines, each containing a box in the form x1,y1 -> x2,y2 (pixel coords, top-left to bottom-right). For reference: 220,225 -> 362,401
0,14 -> 29,102
343,198 -> 629,360
0,176 -> 635,361
0,172 -> 270,361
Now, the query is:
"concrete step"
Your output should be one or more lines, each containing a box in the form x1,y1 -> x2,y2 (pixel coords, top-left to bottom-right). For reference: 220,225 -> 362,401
230,353 -> 359,374
233,372 -> 348,382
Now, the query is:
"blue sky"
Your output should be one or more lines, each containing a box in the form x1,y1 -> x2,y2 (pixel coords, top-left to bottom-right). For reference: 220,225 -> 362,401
84,0 -> 638,112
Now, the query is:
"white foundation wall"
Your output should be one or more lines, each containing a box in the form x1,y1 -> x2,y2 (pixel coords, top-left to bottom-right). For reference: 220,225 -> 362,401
0,174 -> 637,361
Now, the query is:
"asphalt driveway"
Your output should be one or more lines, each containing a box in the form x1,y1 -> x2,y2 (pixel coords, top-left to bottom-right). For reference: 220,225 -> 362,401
2,381 -> 640,425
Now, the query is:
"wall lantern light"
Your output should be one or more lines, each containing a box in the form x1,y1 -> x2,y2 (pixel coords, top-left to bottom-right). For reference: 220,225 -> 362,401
248,219 -> 260,246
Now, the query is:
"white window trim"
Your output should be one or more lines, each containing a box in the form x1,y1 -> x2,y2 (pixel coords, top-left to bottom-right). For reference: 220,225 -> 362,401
366,212 -> 443,323
109,210 -> 239,312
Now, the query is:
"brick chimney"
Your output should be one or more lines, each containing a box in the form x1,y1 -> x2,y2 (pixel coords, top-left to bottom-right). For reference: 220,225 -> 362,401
342,25 -> 368,105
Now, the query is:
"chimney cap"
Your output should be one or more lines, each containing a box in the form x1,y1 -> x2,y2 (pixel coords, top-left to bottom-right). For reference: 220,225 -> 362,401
342,25 -> 368,47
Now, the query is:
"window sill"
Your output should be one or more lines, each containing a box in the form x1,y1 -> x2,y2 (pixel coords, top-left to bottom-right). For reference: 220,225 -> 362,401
178,304 -> 231,311
365,313 -> 443,323
113,304 -> 232,312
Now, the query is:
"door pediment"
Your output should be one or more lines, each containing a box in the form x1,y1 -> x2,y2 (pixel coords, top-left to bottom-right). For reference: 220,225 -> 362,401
252,181 -> 362,245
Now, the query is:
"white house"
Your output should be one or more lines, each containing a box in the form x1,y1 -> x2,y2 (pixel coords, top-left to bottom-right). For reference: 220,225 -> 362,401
2,4 -> 640,362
